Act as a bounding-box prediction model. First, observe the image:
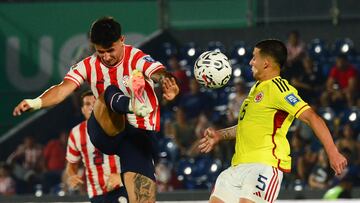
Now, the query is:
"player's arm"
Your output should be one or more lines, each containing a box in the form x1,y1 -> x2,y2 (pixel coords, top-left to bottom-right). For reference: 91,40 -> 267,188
13,80 -> 77,116
199,125 -> 237,153
65,161 -> 84,189
298,108 -> 347,175
151,69 -> 179,101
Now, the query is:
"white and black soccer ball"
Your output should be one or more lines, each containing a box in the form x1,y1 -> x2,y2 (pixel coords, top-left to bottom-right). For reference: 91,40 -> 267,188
193,50 -> 232,88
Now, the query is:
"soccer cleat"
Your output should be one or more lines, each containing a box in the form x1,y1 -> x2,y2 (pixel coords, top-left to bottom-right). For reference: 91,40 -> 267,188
128,70 -> 152,117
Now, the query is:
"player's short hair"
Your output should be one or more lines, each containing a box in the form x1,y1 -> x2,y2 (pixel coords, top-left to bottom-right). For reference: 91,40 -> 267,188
255,39 -> 287,69
80,90 -> 94,107
90,16 -> 122,48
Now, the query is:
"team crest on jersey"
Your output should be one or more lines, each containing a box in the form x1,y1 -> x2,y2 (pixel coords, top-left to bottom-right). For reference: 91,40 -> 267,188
143,56 -> 156,63
285,93 -> 300,106
254,91 -> 264,103
123,75 -> 130,87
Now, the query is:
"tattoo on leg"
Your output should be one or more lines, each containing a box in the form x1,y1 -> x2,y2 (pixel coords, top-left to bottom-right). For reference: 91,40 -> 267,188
133,174 -> 156,202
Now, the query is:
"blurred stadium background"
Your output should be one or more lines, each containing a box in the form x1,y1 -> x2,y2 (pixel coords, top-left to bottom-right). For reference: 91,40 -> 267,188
1,0 -> 360,202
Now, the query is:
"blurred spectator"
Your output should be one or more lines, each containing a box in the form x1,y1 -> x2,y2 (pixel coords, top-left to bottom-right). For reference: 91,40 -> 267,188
195,113 -> 211,139
335,123 -> 359,164
168,55 -> 190,94
282,30 -> 306,80
290,56 -> 325,104
308,149 -> 333,189
170,107 -> 199,157
286,30 -> 306,66
226,78 -> 247,125
0,163 -> 16,195
6,136 -> 43,193
179,78 -> 214,121
321,54 -> 358,108
325,148 -> 358,199
289,134 -> 307,185
42,131 -> 67,194
155,159 -> 182,192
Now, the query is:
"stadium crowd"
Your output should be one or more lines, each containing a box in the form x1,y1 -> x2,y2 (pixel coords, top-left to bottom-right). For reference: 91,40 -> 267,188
1,33 -> 360,196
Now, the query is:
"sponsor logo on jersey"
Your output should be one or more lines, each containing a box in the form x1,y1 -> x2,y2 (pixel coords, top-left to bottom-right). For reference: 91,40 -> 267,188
143,56 -> 155,63
254,91 -> 264,103
285,93 -> 300,106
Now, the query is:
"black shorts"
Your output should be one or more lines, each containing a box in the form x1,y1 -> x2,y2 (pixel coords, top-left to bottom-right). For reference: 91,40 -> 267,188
90,187 -> 127,203
88,113 -> 159,180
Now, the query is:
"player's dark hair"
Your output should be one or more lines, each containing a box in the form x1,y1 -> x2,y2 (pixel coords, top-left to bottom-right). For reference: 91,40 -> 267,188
90,16 -> 122,48
255,39 -> 287,69
80,90 -> 94,107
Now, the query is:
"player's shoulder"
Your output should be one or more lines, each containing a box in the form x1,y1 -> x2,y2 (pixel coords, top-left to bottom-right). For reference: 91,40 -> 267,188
269,77 -> 296,94
70,121 -> 87,134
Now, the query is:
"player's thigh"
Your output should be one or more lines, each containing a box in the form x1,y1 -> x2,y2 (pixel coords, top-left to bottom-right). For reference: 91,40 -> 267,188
211,164 -> 283,203
87,112 -> 123,155
239,163 -> 283,203
117,126 -> 158,180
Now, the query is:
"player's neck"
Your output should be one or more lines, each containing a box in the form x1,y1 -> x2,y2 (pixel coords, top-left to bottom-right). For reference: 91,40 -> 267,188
259,71 -> 280,82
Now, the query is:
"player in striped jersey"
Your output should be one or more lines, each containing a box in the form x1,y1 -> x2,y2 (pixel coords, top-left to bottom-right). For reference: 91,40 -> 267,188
65,91 -> 127,203
13,17 -> 179,203
199,39 -> 347,203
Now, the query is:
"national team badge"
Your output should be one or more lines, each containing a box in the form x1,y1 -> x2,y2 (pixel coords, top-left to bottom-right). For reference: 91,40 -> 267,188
123,75 -> 129,87
143,56 -> 156,63
254,91 -> 264,103
285,93 -> 300,106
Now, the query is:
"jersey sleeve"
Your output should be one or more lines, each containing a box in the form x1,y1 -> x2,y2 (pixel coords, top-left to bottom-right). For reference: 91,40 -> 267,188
137,54 -> 165,78
63,58 -> 88,87
66,130 -> 81,163
272,80 -> 310,118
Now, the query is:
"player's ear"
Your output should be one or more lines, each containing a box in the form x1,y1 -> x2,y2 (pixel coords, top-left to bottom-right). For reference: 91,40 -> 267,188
263,57 -> 270,69
119,35 -> 125,43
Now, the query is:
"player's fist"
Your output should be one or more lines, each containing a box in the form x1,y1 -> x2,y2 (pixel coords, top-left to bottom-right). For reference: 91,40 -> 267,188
106,173 -> 122,191
66,174 -> 84,189
13,98 -> 42,116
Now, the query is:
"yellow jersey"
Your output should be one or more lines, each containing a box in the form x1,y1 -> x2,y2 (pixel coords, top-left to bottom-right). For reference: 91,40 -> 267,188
231,76 -> 310,172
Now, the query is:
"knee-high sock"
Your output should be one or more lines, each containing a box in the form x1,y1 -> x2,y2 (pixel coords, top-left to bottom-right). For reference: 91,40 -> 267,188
104,85 -> 131,114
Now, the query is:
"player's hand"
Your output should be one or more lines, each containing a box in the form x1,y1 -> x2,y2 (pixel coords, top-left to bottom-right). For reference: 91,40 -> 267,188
67,174 -> 84,189
327,149 -> 348,176
106,173 -> 122,191
162,77 -> 179,101
198,128 -> 221,153
13,100 -> 32,116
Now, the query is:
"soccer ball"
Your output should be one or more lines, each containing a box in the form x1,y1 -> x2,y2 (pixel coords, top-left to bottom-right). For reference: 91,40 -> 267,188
193,50 -> 232,88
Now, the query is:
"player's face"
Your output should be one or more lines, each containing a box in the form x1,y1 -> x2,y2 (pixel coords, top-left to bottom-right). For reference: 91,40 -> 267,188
81,95 -> 96,120
94,36 -> 125,67
249,48 -> 266,81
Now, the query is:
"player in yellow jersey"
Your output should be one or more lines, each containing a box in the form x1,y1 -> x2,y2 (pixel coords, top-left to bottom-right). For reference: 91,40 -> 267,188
199,39 -> 347,203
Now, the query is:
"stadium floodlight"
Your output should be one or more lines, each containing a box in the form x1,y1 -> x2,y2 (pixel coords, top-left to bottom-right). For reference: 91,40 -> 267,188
341,44 -> 349,53
187,48 -> 196,56
314,45 -> 322,53
184,166 -> 192,175
237,47 -> 246,56
210,163 -> 218,172
233,68 -> 241,77
349,112 -> 357,122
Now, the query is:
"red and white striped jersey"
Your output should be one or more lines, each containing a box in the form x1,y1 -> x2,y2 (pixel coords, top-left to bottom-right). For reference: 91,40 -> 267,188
66,121 -> 121,198
64,45 -> 164,131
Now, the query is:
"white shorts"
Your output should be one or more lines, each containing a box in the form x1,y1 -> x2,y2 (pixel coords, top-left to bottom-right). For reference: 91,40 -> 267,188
211,163 -> 283,203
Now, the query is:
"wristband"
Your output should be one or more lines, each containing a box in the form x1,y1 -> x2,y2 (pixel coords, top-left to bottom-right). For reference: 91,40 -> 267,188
25,98 -> 42,110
